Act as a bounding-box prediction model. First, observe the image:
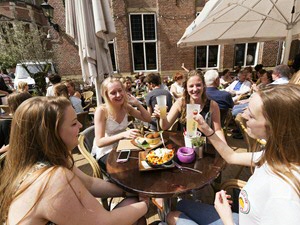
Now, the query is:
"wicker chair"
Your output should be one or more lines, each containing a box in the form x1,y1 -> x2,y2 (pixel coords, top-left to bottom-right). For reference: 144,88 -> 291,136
77,111 -> 90,132
82,91 -> 94,111
77,126 -> 110,210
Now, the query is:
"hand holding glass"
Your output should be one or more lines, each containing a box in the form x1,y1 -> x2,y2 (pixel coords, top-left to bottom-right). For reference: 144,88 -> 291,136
156,95 -> 167,119
186,104 -> 201,137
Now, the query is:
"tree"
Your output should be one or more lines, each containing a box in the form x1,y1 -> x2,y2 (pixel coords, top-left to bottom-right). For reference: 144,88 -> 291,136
0,21 -> 55,95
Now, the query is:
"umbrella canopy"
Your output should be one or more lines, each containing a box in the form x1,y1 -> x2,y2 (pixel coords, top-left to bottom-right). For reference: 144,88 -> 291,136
178,0 -> 300,64
65,0 -> 116,104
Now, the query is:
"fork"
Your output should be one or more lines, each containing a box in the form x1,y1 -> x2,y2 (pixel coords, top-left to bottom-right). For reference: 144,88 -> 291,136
173,161 -> 202,174
159,131 -> 167,148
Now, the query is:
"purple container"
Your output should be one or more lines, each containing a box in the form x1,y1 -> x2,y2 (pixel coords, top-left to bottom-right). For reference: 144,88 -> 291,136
177,147 -> 195,163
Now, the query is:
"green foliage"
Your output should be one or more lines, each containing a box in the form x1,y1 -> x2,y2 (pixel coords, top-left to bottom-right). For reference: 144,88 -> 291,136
0,21 -> 54,95
191,136 -> 205,147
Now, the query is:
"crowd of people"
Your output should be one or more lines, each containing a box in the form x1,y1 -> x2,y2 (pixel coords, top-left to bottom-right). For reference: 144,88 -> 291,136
0,63 -> 300,224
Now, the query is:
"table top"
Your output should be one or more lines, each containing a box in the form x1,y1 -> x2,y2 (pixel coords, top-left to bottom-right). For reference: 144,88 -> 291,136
106,131 -> 226,198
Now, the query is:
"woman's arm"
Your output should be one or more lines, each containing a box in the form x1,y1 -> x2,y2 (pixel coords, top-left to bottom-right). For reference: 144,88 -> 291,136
193,114 -> 253,166
127,94 -> 151,122
159,98 -> 181,130
38,167 -> 147,225
72,166 -> 126,198
210,101 -> 227,143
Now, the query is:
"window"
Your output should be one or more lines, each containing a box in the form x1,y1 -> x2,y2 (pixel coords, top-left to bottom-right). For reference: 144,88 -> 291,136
129,14 -> 157,71
196,45 -> 219,69
108,40 -> 117,72
234,43 -> 258,67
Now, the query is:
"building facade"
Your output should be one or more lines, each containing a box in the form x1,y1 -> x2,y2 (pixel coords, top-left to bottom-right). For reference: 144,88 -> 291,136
1,0 -> 299,79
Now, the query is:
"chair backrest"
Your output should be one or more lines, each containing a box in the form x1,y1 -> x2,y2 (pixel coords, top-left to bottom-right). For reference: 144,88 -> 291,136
77,125 -> 101,178
77,111 -> 89,131
80,125 -> 95,152
82,91 -> 93,102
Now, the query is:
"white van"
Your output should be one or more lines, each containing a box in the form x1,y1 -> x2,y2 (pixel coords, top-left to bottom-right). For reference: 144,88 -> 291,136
14,62 -> 56,92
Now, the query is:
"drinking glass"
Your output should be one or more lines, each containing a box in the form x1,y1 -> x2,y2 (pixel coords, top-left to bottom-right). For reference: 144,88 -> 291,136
133,119 -> 144,136
156,95 -> 167,119
186,104 -> 201,137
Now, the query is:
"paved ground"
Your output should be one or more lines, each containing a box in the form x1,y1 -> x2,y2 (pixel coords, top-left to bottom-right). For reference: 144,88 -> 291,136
73,131 -> 251,224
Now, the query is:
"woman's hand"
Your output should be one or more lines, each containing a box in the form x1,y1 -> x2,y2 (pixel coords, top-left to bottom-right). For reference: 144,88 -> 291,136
127,93 -> 139,107
214,190 -> 234,225
122,129 -> 141,139
193,114 -> 214,136
152,104 -> 161,118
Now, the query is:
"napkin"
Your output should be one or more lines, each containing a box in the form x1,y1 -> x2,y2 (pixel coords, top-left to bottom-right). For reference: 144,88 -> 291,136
116,139 -> 141,152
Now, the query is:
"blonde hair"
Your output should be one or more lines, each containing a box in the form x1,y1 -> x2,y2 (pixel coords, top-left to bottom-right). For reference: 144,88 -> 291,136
0,97 -> 74,221
100,77 -> 128,116
256,84 -> 300,197
17,81 -> 28,92
290,70 -> 300,85
53,83 -> 69,98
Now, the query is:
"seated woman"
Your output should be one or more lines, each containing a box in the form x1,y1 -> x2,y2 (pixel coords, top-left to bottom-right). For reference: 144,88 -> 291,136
0,92 -> 32,153
65,80 -> 82,99
167,84 -> 300,225
17,81 -> 29,93
0,97 -> 148,224
157,70 -> 226,143
170,72 -> 184,100
54,83 -> 84,114
92,77 -> 151,167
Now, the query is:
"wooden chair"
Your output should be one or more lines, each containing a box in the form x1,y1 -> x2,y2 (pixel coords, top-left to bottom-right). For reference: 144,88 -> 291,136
77,111 -> 89,132
82,91 -> 94,111
220,108 -> 233,137
234,113 -> 265,178
77,126 -> 110,210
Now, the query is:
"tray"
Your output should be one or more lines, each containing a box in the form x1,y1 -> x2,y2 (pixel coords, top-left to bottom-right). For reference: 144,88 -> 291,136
138,151 -> 175,171
131,137 -> 163,150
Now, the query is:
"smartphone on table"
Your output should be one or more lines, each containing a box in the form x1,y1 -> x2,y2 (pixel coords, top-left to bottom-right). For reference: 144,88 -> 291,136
116,150 -> 131,163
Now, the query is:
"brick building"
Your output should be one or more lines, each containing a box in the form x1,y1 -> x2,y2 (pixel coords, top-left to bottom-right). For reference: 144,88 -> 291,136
1,0 -> 299,79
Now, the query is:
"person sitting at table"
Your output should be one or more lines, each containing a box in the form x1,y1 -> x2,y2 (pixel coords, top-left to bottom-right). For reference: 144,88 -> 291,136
0,96 -> 149,225
46,73 -> 62,96
53,83 -> 84,114
17,81 -> 29,93
170,72 -> 184,100
121,76 -> 134,94
220,69 -> 233,88
92,77 -> 151,168
145,73 -> 173,131
65,80 -> 82,99
156,70 -> 226,143
167,84 -> 300,225
225,69 -> 252,102
0,92 -> 32,154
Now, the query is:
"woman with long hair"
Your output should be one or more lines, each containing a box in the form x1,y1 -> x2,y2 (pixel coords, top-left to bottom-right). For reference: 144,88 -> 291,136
92,77 -> 151,166
158,70 -> 226,143
167,84 -> 300,225
0,97 -> 148,224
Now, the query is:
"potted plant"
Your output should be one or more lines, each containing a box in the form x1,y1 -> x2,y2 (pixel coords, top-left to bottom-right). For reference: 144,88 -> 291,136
191,136 -> 205,158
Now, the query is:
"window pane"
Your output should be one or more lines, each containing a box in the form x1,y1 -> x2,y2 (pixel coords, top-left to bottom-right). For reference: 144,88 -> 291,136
130,15 -> 143,41
208,45 -> 218,67
108,43 -> 116,71
144,15 -> 155,40
196,46 -> 207,68
145,42 -> 157,70
235,44 -> 245,66
246,43 -> 257,65
132,43 -> 145,70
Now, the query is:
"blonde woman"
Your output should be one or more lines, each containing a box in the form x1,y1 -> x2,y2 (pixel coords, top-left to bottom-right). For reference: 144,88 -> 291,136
17,81 -> 29,93
92,77 -> 151,167
0,97 -> 148,224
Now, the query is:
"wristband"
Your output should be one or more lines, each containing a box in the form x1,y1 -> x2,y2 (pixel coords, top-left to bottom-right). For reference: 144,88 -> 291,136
206,130 -> 215,137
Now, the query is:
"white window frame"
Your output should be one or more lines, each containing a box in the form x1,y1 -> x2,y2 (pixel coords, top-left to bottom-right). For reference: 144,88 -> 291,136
129,13 -> 158,72
195,45 -> 220,70
108,39 -> 118,73
234,43 -> 259,67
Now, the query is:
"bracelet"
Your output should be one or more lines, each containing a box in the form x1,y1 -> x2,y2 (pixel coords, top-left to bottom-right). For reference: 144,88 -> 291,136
206,130 -> 215,137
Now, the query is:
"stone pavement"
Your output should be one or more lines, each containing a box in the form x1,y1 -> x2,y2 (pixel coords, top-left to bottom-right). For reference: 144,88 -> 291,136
73,132 -> 251,224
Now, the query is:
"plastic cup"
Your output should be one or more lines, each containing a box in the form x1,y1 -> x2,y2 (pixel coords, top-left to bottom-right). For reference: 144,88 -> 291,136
156,95 -> 167,119
183,131 -> 202,148
186,104 -> 201,137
